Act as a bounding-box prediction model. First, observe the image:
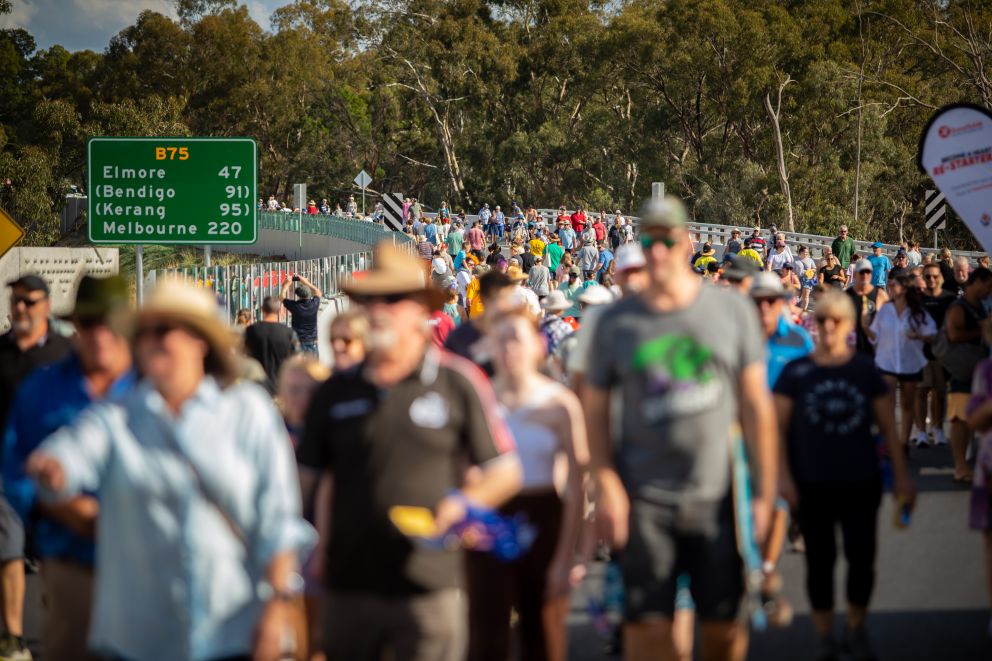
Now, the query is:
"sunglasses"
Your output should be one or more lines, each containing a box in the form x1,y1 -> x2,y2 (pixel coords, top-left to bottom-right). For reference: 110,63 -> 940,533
640,234 -> 678,250
331,336 -> 356,347
753,297 -> 782,307
11,296 -> 45,308
136,322 -> 182,340
815,316 -> 846,325
924,274 -> 941,280
858,270 -> 872,275
352,292 -> 416,305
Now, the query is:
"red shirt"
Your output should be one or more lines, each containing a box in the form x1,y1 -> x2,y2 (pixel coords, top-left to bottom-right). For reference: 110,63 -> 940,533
307,204 -> 318,214
466,227 -> 486,251
593,222 -> 606,242
430,311 -> 455,348
570,211 -> 586,233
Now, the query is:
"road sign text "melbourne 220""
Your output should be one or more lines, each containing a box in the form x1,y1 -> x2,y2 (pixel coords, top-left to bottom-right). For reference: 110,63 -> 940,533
87,137 -> 258,244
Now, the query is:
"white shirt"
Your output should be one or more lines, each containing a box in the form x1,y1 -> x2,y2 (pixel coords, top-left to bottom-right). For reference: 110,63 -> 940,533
869,304 -> 937,374
766,247 -> 794,271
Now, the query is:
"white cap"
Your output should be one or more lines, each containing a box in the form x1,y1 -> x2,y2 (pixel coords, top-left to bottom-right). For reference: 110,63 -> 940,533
577,285 -> 615,306
615,244 -> 647,272
855,258 -> 873,273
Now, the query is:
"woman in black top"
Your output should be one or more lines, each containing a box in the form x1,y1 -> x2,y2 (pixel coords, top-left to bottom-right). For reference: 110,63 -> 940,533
775,289 -> 915,661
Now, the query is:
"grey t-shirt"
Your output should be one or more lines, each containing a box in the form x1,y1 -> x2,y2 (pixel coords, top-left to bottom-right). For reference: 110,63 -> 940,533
527,265 -> 551,297
578,245 -> 599,273
587,284 -> 765,503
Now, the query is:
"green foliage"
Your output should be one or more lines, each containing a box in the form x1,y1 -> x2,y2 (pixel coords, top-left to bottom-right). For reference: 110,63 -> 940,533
2,0 -> 991,249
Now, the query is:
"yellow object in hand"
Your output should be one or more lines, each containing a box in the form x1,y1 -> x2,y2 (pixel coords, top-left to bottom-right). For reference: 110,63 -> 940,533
389,506 -> 437,537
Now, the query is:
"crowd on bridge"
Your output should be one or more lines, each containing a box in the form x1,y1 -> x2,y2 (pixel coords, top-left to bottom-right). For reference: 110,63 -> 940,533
1,195 -> 992,661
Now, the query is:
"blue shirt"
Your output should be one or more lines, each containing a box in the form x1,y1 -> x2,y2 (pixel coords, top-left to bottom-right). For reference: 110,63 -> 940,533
559,227 -> 576,250
868,254 -> 893,288
39,378 -> 315,661
3,354 -> 135,566
766,316 -> 814,388
424,222 -> 438,245
598,249 -> 615,276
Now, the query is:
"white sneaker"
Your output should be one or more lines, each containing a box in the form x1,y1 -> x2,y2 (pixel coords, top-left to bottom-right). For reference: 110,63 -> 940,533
932,428 -> 948,446
914,431 -> 931,448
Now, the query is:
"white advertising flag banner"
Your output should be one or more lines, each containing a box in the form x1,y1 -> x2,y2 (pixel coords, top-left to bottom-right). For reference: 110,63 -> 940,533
918,103 -> 992,253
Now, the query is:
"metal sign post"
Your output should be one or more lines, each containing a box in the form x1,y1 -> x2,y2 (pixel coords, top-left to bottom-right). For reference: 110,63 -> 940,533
355,170 -> 372,217
293,183 -> 306,251
652,182 -> 665,201
135,245 -> 144,305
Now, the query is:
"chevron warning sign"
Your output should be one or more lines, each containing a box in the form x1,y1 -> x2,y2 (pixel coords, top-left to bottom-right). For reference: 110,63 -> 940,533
925,189 -> 947,231
380,193 -> 405,231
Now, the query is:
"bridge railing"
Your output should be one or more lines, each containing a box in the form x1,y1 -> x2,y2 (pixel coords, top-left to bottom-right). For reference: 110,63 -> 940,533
259,211 -> 413,245
146,250 -> 376,324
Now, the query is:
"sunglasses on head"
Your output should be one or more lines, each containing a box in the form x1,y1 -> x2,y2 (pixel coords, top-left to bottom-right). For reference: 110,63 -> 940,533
640,234 -> 678,250
11,296 -> 45,308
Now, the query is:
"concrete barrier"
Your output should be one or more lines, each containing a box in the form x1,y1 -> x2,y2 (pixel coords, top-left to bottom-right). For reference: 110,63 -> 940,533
0,247 -> 120,332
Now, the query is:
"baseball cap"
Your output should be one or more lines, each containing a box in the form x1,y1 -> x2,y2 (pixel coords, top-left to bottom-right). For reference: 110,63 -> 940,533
615,244 -> 646,272
639,195 -> 688,229
568,265 -> 581,276
749,272 -> 789,299
855,258 -> 873,273
7,274 -> 49,296
871,241 -> 883,249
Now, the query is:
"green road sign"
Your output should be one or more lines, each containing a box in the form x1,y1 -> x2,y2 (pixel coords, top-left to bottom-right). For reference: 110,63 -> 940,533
87,137 -> 257,244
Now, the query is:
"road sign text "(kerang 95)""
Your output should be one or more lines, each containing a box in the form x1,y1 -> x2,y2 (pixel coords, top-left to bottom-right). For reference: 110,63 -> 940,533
87,137 -> 258,245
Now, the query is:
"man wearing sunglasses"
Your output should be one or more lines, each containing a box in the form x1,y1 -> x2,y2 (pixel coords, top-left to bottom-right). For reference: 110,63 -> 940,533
299,244 -> 521,660
3,276 -> 134,661
0,274 -> 72,660
750,272 -> 814,388
585,196 -> 777,661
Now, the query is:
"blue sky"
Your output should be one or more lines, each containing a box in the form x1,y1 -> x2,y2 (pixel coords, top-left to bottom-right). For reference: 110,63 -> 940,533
0,0 -> 285,53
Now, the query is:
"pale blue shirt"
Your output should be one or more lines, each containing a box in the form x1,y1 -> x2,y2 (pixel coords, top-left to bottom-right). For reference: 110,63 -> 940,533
39,378 -> 315,661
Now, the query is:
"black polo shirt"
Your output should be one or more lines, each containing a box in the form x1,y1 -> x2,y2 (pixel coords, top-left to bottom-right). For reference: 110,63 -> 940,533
298,347 -> 513,595
0,329 -> 73,448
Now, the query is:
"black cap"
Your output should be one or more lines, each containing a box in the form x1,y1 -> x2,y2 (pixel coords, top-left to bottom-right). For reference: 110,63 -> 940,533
724,254 -> 760,281
7,274 -> 49,296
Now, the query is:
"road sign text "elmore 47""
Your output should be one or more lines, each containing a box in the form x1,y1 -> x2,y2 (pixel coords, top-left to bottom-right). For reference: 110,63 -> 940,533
87,137 -> 258,245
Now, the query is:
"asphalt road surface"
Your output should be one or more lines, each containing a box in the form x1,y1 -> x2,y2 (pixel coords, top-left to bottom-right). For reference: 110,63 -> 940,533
567,443 -> 991,660
13,438 -> 990,661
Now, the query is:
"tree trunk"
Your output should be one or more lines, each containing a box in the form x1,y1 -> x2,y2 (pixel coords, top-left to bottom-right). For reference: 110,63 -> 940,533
764,77 -> 795,233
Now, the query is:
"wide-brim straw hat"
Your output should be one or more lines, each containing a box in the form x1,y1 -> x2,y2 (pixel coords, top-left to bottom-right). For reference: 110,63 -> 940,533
342,242 -> 446,309
506,265 -> 529,282
137,279 -> 237,379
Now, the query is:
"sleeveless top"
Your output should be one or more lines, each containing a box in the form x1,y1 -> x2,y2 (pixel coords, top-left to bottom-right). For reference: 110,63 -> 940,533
848,287 -> 880,354
501,382 -> 565,490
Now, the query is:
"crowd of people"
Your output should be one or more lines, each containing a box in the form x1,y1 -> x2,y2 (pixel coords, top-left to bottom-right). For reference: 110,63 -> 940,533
0,195 -> 991,661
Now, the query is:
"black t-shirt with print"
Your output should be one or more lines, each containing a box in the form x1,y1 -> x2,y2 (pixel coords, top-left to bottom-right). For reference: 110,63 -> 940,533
774,353 -> 888,485
297,349 -> 512,595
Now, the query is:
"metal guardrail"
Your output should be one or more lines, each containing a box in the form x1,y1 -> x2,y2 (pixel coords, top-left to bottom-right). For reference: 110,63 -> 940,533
259,211 -> 413,245
146,251 -> 374,324
424,208 -> 985,260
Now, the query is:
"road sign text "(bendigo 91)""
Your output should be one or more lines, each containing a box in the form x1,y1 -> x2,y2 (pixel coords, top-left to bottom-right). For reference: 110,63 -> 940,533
87,137 -> 258,244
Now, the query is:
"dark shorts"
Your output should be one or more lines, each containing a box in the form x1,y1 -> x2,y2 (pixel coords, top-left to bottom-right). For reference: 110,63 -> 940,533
0,496 -> 24,563
622,495 -> 743,622
879,369 -> 923,383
